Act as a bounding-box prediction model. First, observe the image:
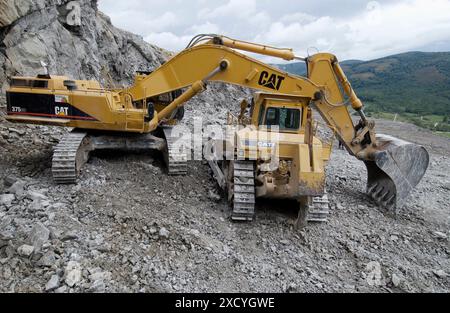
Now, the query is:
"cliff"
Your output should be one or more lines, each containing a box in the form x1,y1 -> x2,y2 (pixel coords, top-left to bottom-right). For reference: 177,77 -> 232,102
0,0 -> 170,105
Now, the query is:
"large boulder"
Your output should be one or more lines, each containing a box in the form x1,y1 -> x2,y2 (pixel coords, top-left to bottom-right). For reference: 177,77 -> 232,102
0,0 -> 47,28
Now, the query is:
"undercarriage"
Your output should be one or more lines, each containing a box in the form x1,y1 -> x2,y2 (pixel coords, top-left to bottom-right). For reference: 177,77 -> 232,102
51,127 -> 188,184
208,157 -> 331,225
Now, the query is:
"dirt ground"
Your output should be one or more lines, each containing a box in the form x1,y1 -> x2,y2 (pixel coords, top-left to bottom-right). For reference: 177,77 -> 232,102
0,107 -> 449,293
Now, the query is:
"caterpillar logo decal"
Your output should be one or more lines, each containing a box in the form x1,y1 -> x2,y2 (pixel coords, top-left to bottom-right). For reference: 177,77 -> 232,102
55,106 -> 69,116
258,71 -> 285,90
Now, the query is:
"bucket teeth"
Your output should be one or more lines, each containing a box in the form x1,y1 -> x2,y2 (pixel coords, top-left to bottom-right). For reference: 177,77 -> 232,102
380,191 -> 390,201
381,192 -> 393,203
368,183 -> 397,211
381,199 -> 394,209
365,136 -> 430,213
385,194 -> 395,204
367,184 -> 377,195
373,186 -> 384,198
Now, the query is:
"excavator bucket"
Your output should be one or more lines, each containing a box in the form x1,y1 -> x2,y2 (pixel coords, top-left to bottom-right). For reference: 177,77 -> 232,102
364,134 -> 429,211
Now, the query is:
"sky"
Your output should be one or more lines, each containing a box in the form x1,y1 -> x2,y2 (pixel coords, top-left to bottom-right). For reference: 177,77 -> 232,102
98,0 -> 450,62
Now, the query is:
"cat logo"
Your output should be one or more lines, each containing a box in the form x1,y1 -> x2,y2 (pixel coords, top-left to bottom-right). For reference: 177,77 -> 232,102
55,106 -> 69,116
258,141 -> 276,148
258,71 -> 285,91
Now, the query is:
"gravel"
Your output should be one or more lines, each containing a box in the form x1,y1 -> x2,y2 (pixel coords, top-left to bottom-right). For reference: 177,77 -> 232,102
65,261 -> 82,288
45,275 -> 60,291
17,245 -> 34,257
0,108 -> 449,293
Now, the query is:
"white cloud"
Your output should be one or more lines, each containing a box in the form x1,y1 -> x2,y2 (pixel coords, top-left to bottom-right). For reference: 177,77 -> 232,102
103,10 -> 180,34
255,0 -> 450,60
144,32 -> 193,52
280,12 -> 316,24
248,12 -> 272,28
187,22 -> 220,35
99,0 -> 450,61
150,12 -> 179,32
198,0 -> 257,19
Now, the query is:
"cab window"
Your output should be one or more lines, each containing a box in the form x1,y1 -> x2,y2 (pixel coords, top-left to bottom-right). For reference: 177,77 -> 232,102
11,79 -> 48,88
262,107 -> 301,130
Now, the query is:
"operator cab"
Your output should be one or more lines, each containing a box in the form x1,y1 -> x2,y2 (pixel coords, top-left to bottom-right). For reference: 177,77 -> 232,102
262,106 -> 302,130
251,93 -> 307,133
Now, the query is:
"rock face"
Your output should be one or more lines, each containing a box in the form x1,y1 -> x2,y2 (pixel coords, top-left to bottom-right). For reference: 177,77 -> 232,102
0,0 -> 249,123
0,0 -> 170,106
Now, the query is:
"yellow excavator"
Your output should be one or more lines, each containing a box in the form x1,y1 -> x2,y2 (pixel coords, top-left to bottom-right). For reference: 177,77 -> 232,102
5,34 -> 429,222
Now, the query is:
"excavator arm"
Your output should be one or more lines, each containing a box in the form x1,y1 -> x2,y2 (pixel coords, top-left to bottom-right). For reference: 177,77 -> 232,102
125,35 -> 429,211
127,36 -> 366,157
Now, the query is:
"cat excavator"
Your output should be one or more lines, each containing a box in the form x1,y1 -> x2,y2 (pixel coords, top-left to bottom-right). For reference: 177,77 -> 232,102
5,34 -> 429,222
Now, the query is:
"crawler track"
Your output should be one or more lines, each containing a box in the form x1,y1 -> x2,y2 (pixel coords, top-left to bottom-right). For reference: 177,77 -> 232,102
308,192 -> 331,223
52,131 -> 91,184
163,127 -> 188,176
230,161 -> 256,221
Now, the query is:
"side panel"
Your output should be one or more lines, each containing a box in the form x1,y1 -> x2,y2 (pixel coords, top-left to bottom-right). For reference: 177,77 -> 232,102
6,92 -> 97,121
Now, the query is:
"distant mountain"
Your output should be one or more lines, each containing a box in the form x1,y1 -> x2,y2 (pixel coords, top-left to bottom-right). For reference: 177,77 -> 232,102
274,62 -> 307,76
272,52 -> 450,117
273,59 -> 364,77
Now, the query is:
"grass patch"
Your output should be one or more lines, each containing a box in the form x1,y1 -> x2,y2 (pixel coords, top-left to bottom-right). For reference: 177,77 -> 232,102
368,111 -> 450,133
435,131 -> 450,139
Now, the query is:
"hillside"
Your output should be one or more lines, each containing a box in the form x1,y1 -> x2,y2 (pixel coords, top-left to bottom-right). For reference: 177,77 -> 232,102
273,52 -> 450,132
274,59 -> 363,76
0,0 -> 248,125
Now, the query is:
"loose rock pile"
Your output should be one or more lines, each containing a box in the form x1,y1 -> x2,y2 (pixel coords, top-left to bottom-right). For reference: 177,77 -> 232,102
0,110 -> 449,293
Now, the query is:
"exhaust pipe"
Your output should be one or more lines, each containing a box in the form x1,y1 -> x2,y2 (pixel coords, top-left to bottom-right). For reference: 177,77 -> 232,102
364,134 -> 429,211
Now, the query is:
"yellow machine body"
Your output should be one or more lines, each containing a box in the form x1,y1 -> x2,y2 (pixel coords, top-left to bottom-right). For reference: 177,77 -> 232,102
6,75 -> 175,132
